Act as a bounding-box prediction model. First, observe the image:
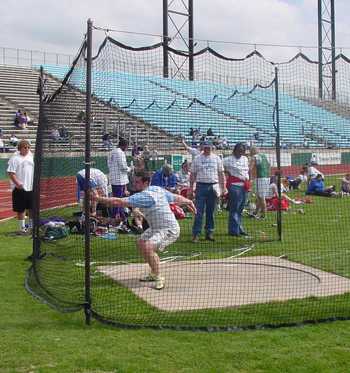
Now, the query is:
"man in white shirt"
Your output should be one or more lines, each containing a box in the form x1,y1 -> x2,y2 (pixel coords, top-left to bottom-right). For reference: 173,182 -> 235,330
182,139 -> 201,160
107,138 -> 130,222
93,171 -> 196,290
307,162 -> 324,182
7,139 -> 34,234
223,142 -> 250,236
190,141 -> 226,242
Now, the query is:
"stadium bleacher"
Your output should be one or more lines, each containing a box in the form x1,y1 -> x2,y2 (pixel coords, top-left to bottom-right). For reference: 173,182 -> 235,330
39,64 -> 350,148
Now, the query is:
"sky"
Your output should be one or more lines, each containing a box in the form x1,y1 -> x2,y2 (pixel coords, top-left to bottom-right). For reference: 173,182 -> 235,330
1,0 -> 350,63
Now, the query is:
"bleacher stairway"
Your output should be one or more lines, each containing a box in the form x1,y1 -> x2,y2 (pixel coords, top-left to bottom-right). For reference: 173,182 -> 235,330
0,65 -> 181,220
0,65 -> 182,151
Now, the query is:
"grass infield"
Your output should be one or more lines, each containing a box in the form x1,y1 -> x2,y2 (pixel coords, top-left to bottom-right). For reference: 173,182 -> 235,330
1,179 -> 350,372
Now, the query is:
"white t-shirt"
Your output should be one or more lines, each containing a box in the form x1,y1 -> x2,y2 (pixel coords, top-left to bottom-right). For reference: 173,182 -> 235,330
108,147 -> 130,186
77,168 -> 108,197
189,147 -> 201,160
7,151 -> 34,191
223,155 -> 249,182
308,166 -> 323,179
191,153 -> 224,184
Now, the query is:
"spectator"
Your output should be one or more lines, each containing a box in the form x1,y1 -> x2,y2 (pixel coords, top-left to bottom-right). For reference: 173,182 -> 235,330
76,168 -> 109,216
142,145 -> 152,171
23,112 -> 33,126
0,134 -> 5,153
14,109 -> 21,128
306,174 -> 336,197
176,160 -> 191,189
224,143 -> 250,236
107,138 -> 130,223
59,125 -> 69,139
7,139 -> 34,235
182,139 -> 201,160
102,133 -> 112,150
131,143 -> 140,157
9,133 -> 19,147
249,146 -> 271,219
307,162 -> 324,182
207,128 -> 214,137
151,164 -> 178,192
341,174 -> 350,195
50,127 -> 60,141
288,165 -> 308,190
18,112 -> 28,129
190,141 -> 226,242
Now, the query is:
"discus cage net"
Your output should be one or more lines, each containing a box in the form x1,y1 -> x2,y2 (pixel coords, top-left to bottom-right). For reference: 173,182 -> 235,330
26,20 -> 350,330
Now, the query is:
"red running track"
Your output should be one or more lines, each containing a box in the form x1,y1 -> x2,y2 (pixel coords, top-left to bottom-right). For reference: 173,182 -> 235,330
0,164 -> 350,221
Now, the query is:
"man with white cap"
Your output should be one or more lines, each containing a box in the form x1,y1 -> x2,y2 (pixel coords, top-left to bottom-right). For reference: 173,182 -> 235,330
190,141 -> 226,242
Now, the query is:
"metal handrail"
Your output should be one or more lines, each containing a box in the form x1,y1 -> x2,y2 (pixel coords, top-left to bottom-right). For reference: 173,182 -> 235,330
0,46 -> 73,67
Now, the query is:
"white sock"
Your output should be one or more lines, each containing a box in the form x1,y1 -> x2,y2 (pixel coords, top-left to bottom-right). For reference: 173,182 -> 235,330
19,219 -> 26,230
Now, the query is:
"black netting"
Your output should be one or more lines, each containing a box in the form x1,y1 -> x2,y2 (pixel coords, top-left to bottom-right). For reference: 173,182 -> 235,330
26,29 -> 350,330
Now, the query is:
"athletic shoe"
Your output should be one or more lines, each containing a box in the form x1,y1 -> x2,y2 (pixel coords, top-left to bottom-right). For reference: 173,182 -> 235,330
154,276 -> 165,290
16,228 -> 29,236
191,235 -> 199,243
139,273 -> 157,282
205,234 -> 215,241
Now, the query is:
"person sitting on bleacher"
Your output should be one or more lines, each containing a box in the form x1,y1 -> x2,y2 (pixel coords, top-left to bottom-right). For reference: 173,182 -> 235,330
23,112 -> 33,126
9,133 -> 19,147
58,125 -> 69,139
50,127 -> 60,141
18,112 -> 28,129
14,109 -> 21,128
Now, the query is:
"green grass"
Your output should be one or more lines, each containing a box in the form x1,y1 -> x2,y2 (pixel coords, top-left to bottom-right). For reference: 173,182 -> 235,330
2,192 -> 350,372
26,187 -> 350,329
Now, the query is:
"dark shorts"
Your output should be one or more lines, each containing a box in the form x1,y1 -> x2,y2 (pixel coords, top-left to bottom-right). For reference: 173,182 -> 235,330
12,188 -> 33,213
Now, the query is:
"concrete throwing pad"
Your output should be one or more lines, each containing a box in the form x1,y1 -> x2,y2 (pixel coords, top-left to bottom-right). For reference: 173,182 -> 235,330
97,256 -> 350,311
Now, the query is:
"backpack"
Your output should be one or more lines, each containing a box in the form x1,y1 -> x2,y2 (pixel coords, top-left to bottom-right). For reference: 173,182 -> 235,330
43,225 -> 69,240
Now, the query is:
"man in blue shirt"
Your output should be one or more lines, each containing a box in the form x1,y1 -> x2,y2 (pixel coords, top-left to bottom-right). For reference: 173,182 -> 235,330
151,164 -> 178,192
93,171 -> 196,290
306,174 -> 336,197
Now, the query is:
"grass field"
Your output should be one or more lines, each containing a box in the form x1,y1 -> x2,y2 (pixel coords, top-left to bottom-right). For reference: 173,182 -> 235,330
2,218 -> 350,372
2,182 -> 350,372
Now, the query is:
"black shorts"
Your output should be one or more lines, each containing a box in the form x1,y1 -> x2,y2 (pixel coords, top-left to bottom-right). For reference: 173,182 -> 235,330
12,188 -> 33,213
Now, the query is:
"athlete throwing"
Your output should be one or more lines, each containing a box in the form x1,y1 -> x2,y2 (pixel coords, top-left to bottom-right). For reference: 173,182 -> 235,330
93,171 -> 196,290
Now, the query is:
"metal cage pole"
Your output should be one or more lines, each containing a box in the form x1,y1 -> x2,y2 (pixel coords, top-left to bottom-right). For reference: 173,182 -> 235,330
188,0 -> 194,81
274,67 -> 282,241
84,18 -> 93,325
32,66 -> 45,260
162,0 -> 169,78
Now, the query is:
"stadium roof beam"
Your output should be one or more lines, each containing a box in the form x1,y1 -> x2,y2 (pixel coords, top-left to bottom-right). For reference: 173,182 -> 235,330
162,0 -> 194,80
318,0 -> 336,100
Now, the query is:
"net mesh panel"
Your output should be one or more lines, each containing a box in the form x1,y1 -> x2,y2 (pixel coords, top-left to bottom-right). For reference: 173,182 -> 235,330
27,32 -> 350,330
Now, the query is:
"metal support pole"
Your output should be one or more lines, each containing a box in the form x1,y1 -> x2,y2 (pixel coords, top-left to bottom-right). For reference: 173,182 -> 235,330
318,0 -> 323,99
331,0 -> 336,100
32,66 -> 45,260
163,0 -> 169,78
274,67 -> 282,241
84,18 -> 93,326
188,0 -> 194,81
